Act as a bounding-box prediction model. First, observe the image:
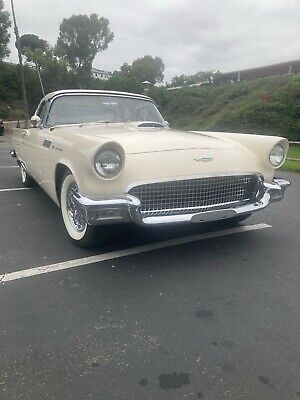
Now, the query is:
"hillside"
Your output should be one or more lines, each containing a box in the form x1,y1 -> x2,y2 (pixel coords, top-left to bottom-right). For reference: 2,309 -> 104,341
159,75 -> 300,141
1,60 -> 300,142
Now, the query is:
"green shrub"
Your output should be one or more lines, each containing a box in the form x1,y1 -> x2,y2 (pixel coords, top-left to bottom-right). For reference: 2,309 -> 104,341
0,105 -> 7,118
161,75 -> 300,140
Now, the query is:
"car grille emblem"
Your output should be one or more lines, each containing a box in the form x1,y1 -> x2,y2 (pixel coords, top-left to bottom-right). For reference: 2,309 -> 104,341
194,156 -> 214,162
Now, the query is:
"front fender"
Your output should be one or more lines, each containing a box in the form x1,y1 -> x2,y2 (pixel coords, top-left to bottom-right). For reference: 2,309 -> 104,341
192,131 -> 289,179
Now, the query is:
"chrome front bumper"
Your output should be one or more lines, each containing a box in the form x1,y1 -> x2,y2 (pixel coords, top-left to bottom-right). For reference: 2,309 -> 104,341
72,178 -> 290,226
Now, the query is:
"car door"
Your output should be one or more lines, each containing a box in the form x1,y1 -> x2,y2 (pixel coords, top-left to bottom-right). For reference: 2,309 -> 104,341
19,125 -> 38,180
33,102 -> 61,193
23,101 -> 50,181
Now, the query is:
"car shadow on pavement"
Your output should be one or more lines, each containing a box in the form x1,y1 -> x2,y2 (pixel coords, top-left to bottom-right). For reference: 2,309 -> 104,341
98,218 -> 250,252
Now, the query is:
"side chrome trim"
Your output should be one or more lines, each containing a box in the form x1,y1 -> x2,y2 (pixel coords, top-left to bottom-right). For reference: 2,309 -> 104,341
194,156 -> 214,162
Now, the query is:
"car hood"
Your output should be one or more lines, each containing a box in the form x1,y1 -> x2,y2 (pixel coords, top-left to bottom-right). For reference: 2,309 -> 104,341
73,123 -> 241,154
52,122 -> 272,196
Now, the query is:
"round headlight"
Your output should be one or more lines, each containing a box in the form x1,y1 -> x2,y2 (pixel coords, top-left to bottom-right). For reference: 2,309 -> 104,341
94,149 -> 123,178
269,144 -> 285,167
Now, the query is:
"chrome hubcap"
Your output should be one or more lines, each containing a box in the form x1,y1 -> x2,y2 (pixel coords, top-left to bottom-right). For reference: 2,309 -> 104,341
66,183 -> 87,232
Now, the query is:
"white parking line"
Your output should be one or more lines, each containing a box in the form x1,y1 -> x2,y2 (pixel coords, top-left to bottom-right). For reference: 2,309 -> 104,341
0,223 -> 271,283
0,166 -> 18,169
0,187 -> 32,192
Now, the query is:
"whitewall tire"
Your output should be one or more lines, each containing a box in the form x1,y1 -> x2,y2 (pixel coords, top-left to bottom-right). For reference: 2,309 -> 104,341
60,173 -> 99,248
20,163 -> 35,187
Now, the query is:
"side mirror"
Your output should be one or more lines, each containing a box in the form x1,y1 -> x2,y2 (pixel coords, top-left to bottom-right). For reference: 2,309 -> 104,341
31,115 -> 41,128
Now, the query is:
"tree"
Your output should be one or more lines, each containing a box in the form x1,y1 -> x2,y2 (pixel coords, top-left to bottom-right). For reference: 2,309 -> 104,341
130,55 -> 165,84
19,34 -> 50,96
55,13 -> 114,84
186,71 -> 214,85
120,62 -> 132,75
0,0 -> 11,60
32,50 -> 74,93
19,34 -> 50,72
169,74 -> 188,87
19,34 -> 48,60
104,71 -> 143,94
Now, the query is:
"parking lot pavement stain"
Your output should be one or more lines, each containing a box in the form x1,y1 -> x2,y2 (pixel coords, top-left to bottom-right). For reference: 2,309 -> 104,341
158,372 -> 190,390
138,378 -> 148,386
258,375 -> 270,385
197,392 -> 204,398
194,309 -> 214,320
219,340 -> 235,349
211,340 -> 235,348
221,361 -> 238,372
258,375 -> 275,389
91,362 -> 100,368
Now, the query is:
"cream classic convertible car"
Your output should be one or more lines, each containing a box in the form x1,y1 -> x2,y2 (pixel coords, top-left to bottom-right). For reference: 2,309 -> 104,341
11,89 -> 290,247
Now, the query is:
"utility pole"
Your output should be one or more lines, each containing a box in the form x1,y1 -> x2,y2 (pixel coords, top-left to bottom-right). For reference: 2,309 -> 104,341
36,64 -> 45,97
10,0 -> 29,128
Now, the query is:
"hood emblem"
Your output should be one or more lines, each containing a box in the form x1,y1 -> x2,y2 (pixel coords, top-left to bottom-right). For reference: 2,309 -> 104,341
194,156 -> 214,162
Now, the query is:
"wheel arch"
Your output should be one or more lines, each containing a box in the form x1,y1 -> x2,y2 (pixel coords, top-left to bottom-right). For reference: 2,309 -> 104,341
55,163 -> 73,205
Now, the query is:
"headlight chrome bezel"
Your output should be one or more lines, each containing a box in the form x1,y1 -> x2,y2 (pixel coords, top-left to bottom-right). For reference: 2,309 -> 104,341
94,145 -> 124,179
269,143 -> 285,168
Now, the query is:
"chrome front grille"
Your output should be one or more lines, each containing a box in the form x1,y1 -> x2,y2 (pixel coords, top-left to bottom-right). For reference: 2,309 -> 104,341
128,175 -> 260,217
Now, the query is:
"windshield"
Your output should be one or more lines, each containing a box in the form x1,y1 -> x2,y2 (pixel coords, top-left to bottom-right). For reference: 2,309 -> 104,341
46,95 -> 164,126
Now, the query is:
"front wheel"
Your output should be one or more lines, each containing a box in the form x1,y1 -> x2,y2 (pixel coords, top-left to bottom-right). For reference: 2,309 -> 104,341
20,163 -> 35,187
60,173 -> 100,248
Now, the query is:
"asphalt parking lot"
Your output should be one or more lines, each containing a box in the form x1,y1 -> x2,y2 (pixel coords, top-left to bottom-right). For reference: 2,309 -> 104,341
0,133 -> 299,400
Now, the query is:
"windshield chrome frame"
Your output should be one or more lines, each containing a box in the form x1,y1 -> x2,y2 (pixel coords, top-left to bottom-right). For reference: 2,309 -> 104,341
41,93 -> 162,128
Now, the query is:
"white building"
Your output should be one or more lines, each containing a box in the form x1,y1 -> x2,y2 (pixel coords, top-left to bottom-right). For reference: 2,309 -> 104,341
91,68 -> 112,80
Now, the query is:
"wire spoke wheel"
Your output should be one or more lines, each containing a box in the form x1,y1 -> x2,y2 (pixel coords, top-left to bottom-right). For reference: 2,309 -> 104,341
20,163 -> 34,187
66,183 -> 87,233
20,164 -> 27,183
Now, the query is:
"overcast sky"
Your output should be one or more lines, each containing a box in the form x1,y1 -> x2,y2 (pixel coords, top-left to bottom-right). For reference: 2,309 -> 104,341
3,0 -> 300,82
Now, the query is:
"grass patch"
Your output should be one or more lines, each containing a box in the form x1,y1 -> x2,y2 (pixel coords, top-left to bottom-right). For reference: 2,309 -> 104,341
287,144 -> 300,159
281,159 -> 300,172
281,144 -> 300,172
